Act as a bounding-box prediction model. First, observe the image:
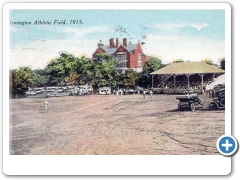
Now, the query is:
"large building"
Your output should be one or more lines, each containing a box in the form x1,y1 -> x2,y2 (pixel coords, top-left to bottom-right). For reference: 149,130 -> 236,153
92,38 -> 147,72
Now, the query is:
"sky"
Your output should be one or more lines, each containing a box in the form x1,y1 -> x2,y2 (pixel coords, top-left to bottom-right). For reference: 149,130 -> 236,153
9,9 -> 225,69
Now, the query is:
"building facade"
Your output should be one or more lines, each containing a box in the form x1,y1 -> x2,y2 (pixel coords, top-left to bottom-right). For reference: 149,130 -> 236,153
92,38 -> 146,72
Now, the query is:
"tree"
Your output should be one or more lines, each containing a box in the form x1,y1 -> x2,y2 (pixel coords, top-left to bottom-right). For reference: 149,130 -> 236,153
10,67 -> 35,96
75,55 -> 94,85
92,54 -> 118,90
172,59 -> 184,63
45,52 -> 95,86
45,52 -> 79,85
202,58 -> 214,65
122,69 -> 139,88
143,55 -> 162,75
64,71 -> 80,85
219,57 -> 225,70
139,55 -> 162,87
33,69 -> 49,87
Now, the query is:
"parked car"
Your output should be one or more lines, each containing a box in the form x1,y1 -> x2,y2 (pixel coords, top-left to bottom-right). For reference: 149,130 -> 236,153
98,87 -> 111,95
176,91 -> 204,111
57,89 -> 63,93
208,88 -> 225,110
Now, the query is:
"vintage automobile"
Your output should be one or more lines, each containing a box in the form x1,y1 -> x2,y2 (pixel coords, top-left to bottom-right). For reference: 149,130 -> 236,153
176,91 -> 204,111
208,88 -> 225,110
98,87 -> 111,95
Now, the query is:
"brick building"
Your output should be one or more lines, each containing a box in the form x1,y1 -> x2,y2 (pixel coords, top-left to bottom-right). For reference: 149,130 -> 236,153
92,38 -> 147,72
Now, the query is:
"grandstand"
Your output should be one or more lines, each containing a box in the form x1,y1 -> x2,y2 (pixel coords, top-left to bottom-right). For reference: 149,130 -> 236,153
150,61 -> 225,94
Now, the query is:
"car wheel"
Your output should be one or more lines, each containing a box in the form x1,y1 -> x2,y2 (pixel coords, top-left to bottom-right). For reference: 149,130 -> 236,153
219,98 -> 225,107
178,104 -> 182,111
209,102 -> 218,110
190,103 -> 195,111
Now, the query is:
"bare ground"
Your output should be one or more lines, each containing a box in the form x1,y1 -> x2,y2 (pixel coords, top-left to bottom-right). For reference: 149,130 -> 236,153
9,94 -> 224,155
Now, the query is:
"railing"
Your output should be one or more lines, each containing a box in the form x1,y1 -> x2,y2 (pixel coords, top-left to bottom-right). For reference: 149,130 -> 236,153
153,88 -> 203,94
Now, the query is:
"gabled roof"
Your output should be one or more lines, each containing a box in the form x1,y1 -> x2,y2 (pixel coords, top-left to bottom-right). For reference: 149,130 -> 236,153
101,43 -> 138,55
125,43 -> 138,53
150,61 -> 225,75
101,46 -> 117,54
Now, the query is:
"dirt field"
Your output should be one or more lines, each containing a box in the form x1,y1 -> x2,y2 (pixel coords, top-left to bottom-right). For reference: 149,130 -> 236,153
9,94 -> 224,155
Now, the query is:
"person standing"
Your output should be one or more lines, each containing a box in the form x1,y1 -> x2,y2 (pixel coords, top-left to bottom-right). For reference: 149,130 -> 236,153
149,89 -> 153,98
143,89 -> 146,98
44,100 -> 49,112
137,90 -> 140,95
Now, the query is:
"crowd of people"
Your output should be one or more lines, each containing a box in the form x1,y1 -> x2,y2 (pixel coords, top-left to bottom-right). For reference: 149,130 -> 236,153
112,88 -> 154,99
26,85 -> 93,97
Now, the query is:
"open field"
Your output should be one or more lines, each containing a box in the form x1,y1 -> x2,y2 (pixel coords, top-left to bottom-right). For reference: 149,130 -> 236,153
9,94 -> 224,155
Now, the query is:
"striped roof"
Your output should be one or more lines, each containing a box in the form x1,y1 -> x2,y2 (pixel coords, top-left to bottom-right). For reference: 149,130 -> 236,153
151,61 -> 225,75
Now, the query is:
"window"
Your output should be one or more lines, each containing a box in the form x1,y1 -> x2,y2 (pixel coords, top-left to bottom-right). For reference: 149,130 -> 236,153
116,54 -> 127,61
116,53 -> 127,69
138,54 -> 142,68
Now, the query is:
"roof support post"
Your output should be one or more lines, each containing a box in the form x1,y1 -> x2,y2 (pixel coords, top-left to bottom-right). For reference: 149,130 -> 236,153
152,75 -> 154,88
185,74 -> 191,90
173,74 -> 177,90
199,73 -> 204,94
161,75 -> 164,88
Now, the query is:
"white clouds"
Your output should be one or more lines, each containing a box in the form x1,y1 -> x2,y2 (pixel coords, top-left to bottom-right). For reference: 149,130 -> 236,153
142,33 -> 224,64
9,39 -> 98,69
191,23 -> 209,30
155,23 -> 209,31
61,25 -> 112,38
9,24 -> 113,69
10,26 -> 25,33
9,32 -> 224,70
155,23 -> 187,31
9,23 -> 223,70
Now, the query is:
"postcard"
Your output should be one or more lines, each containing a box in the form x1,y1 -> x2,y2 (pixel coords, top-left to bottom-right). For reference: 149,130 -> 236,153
3,2 -> 233,175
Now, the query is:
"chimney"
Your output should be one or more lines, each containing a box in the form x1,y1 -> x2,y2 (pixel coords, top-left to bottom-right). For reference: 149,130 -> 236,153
112,38 -> 114,47
109,38 -> 114,48
116,38 -> 119,48
123,38 -> 127,47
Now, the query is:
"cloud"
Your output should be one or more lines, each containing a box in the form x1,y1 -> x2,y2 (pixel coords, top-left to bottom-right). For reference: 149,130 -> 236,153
61,25 -> 112,38
155,23 -> 209,31
142,33 -> 224,64
9,30 -> 224,70
10,26 -> 26,33
191,23 -> 209,30
155,23 -> 187,31
9,38 -> 100,69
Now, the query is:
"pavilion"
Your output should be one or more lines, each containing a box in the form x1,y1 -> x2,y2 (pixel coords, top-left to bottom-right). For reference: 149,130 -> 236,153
150,61 -> 225,93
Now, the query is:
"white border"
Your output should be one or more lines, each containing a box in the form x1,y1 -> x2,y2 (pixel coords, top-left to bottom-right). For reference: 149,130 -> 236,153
3,3 -> 232,175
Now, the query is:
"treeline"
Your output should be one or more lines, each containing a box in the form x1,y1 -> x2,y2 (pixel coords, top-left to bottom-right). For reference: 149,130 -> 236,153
9,51 -> 225,97
9,52 -> 162,96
